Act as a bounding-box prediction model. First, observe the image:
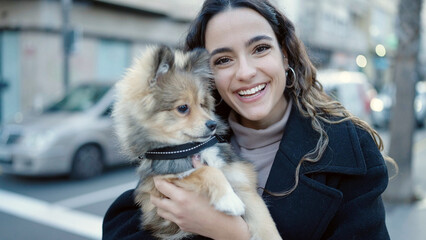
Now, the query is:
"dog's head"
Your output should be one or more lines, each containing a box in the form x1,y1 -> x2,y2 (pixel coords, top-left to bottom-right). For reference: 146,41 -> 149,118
114,45 -> 225,152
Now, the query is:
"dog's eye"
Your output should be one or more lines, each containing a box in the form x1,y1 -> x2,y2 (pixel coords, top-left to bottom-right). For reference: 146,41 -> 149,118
177,104 -> 189,114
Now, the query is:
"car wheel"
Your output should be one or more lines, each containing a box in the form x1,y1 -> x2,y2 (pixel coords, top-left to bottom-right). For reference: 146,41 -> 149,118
70,144 -> 104,179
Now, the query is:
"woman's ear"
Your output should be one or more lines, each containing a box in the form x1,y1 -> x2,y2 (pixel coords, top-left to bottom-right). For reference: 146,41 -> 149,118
282,49 -> 289,69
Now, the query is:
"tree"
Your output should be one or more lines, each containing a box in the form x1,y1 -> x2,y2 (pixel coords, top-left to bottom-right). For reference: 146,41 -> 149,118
384,0 -> 423,202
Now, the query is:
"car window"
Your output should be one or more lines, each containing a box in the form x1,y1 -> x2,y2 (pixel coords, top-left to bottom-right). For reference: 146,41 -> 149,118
340,83 -> 363,116
45,84 -> 110,112
102,104 -> 113,117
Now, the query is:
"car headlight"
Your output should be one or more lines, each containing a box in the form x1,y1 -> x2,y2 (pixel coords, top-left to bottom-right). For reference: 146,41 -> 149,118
370,98 -> 384,112
22,130 -> 57,150
415,99 -> 423,113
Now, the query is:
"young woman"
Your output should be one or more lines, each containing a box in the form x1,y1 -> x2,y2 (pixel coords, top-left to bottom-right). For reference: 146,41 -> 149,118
103,0 -> 393,239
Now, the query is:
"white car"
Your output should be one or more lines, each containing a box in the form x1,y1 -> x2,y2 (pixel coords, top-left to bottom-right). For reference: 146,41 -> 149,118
317,70 -> 377,124
0,82 -> 127,179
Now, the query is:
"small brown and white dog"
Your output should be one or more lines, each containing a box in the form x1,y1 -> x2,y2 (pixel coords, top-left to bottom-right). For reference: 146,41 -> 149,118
112,45 -> 282,240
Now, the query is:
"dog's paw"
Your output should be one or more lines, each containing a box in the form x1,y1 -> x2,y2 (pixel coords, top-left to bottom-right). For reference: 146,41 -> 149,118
213,191 -> 245,216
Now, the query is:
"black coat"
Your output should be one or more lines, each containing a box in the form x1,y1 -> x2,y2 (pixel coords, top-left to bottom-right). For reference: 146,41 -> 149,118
102,105 -> 390,240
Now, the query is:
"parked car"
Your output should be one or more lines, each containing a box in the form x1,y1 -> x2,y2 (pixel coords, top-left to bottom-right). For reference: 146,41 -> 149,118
370,81 -> 426,128
317,70 -> 377,124
0,81 -> 128,179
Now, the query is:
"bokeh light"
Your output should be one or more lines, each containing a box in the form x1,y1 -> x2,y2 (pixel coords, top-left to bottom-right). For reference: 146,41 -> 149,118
356,55 -> 368,68
375,44 -> 386,57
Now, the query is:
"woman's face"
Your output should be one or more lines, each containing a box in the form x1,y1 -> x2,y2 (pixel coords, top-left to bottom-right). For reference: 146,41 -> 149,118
205,8 -> 289,129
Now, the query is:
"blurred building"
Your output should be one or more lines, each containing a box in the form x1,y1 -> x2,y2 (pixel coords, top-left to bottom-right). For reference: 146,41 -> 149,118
0,0 -> 200,124
278,0 -> 398,90
0,0 -> 422,124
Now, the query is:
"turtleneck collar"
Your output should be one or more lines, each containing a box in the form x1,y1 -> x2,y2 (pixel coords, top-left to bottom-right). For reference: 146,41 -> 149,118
228,99 -> 292,150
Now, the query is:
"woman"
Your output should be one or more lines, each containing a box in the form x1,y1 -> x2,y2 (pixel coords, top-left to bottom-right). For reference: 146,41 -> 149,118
103,0 -> 393,239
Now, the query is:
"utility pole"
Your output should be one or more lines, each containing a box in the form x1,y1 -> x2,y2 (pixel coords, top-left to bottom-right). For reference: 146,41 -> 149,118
0,34 -> 8,125
384,0 -> 423,203
0,35 -> 3,124
61,0 -> 72,93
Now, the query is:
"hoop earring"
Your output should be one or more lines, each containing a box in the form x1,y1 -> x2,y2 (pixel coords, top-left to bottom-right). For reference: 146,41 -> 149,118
215,97 -> 223,107
286,66 -> 296,88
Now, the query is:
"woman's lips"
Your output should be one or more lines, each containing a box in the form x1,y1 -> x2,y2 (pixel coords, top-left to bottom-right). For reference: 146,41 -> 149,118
235,83 -> 268,102
237,83 -> 266,98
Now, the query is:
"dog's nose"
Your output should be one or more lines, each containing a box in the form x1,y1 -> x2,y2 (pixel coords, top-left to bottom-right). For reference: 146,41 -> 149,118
205,120 -> 217,131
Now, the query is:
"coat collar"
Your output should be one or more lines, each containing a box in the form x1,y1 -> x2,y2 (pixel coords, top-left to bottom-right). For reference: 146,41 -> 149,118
275,104 -> 367,176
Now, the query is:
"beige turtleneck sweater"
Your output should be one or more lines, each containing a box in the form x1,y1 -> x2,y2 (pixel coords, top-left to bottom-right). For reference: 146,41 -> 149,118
228,100 -> 292,195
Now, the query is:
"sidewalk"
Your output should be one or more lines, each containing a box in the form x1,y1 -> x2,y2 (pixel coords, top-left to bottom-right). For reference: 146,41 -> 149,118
385,199 -> 426,239
382,130 -> 426,240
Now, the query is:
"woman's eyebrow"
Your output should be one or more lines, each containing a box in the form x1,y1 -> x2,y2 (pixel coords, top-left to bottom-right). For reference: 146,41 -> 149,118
210,35 -> 273,57
210,47 -> 232,57
246,35 -> 273,47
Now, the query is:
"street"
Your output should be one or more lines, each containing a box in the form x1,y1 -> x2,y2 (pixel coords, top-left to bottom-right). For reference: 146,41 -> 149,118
381,128 -> 426,240
0,165 -> 138,240
0,128 -> 425,240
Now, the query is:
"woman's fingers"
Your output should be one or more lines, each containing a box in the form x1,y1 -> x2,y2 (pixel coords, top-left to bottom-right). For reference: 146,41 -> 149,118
157,208 -> 176,222
151,194 -> 172,209
192,154 -> 206,168
151,195 -> 176,221
151,188 -> 190,227
192,158 -> 203,168
153,176 -> 182,199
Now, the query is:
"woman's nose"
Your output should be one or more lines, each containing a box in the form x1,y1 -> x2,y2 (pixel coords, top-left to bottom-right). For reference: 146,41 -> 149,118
236,57 -> 256,81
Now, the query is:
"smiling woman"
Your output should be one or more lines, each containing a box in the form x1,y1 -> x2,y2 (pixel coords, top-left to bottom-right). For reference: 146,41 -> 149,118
103,1 -> 394,239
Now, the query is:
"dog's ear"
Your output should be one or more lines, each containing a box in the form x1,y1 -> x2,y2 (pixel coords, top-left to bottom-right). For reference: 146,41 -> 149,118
150,45 -> 174,87
184,48 -> 212,79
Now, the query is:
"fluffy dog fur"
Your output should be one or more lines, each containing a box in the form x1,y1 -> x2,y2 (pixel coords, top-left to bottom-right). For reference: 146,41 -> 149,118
112,45 -> 282,240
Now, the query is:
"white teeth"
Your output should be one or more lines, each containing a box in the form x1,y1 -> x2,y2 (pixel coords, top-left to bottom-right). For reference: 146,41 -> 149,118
238,84 -> 266,96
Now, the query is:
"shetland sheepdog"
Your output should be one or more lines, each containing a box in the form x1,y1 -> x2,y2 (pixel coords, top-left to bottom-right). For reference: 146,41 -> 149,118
112,45 -> 281,240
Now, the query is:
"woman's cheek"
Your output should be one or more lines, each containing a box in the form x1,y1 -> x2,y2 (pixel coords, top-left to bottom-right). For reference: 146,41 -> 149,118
213,74 -> 226,92
214,81 -> 227,100
214,69 -> 233,86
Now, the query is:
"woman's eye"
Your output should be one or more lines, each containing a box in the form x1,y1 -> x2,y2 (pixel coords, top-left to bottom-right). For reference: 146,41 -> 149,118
254,45 -> 271,54
214,57 -> 231,66
177,104 -> 189,114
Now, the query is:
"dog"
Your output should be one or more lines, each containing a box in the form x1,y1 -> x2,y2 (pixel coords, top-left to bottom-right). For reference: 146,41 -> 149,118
112,45 -> 282,240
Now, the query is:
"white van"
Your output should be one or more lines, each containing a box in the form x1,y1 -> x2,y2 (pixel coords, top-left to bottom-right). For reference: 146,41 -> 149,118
317,70 -> 377,124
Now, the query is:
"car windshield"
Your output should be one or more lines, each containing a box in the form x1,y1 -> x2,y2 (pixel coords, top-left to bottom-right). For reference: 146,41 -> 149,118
45,84 -> 110,112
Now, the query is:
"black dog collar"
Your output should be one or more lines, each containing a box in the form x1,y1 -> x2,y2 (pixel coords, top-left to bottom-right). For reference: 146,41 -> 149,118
141,135 -> 223,160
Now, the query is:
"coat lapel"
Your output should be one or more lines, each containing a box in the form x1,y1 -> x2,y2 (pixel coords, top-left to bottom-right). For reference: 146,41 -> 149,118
262,104 -> 367,239
274,104 -> 367,176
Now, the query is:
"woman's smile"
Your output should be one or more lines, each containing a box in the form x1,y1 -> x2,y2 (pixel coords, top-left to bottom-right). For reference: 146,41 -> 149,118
235,82 -> 269,104
236,83 -> 267,98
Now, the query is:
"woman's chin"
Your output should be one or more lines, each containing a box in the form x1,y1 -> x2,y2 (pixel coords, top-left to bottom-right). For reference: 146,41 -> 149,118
238,111 -> 270,127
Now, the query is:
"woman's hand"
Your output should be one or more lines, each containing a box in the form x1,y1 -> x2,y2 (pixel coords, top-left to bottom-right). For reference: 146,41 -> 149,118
150,160 -> 251,240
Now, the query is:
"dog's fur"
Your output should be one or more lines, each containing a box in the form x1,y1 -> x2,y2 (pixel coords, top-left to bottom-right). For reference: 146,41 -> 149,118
112,45 -> 282,240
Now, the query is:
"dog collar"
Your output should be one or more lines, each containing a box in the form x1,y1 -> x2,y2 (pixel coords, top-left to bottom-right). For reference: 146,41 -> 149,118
141,135 -> 223,160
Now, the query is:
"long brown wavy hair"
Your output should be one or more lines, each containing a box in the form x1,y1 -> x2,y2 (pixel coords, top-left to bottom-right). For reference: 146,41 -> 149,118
184,0 -> 396,196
